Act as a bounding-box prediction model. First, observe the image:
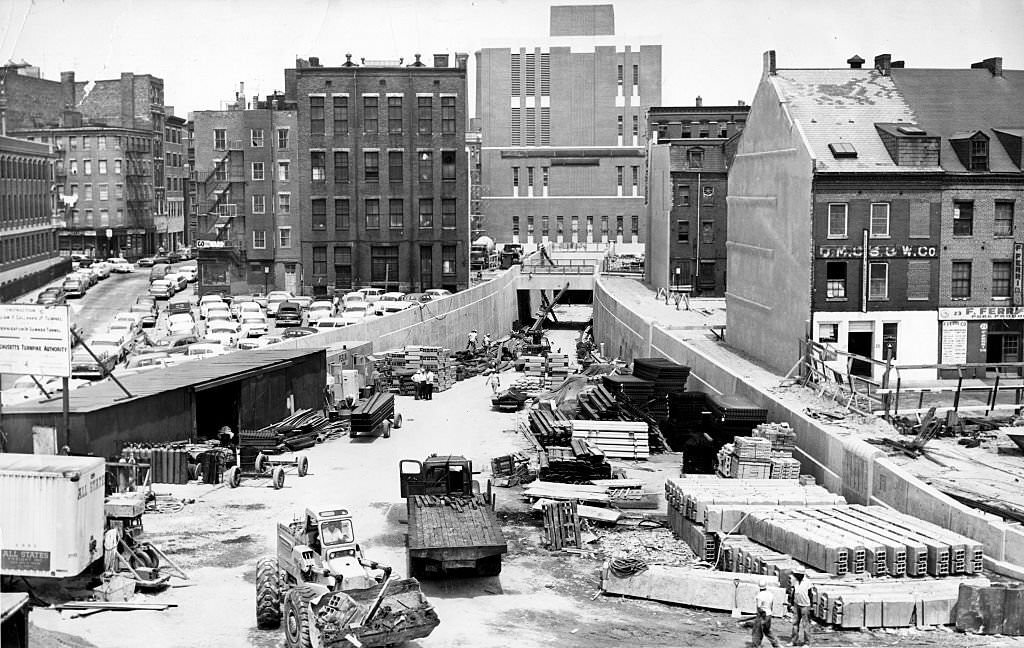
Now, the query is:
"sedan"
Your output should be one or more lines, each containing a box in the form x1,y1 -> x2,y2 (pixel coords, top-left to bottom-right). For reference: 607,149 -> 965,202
239,314 -> 269,338
92,262 -> 112,279
149,280 -> 175,299
107,257 -> 133,273
165,273 -> 189,292
36,287 -> 66,306
315,318 -> 350,329
136,257 -> 156,268
266,291 -> 295,317
138,334 -> 199,355
129,301 -> 158,327
199,295 -> 226,319
424,288 -> 453,299
178,265 -> 198,282
281,327 -> 318,339
206,322 -> 240,348
167,313 -> 198,336
306,301 -> 335,323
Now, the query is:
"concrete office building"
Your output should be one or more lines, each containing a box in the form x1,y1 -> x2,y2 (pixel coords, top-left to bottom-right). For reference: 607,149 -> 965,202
476,4 -> 661,250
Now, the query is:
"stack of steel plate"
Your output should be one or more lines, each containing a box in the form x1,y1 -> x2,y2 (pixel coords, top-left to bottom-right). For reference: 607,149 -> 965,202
631,358 -> 691,395
350,392 -> 395,435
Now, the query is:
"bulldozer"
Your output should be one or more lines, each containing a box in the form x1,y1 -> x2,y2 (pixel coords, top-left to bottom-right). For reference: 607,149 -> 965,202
255,507 -> 439,648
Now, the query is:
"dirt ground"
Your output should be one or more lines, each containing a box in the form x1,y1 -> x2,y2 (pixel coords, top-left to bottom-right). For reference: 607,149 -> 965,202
23,330 -> 1024,647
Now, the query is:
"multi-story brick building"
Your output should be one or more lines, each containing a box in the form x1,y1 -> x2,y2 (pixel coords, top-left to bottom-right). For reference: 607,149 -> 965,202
0,135 -> 68,300
728,52 -> 1023,381
285,53 -> 470,295
475,4 -> 661,249
190,88 -> 299,296
163,112 -> 187,251
645,101 -> 748,295
2,66 -> 168,258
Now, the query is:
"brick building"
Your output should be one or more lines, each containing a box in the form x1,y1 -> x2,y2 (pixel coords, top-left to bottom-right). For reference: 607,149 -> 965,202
645,100 -> 748,295
728,52 -> 1024,381
1,65 -> 169,258
285,53 -> 470,295
0,135 -> 68,300
163,112 -> 187,250
190,88 -> 299,296
475,4 -> 661,250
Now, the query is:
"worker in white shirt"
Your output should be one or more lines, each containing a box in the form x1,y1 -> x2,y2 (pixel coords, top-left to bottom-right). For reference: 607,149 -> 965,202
411,368 -> 426,400
790,568 -> 813,646
752,578 -> 780,648
467,329 -> 478,352
424,369 -> 436,401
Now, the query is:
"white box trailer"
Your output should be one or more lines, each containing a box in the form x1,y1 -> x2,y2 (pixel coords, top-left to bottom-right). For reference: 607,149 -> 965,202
0,453 -> 105,578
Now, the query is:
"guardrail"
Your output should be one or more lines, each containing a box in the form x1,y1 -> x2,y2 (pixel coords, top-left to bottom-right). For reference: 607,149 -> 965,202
520,264 -> 596,275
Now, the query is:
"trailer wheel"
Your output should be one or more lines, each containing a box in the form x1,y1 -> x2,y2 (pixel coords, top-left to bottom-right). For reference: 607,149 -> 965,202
383,421 -> 391,438
283,589 -> 313,648
272,467 -> 285,489
297,455 -> 309,477
225,466 -> 241,488
477,555 -> 502,577
393,413 -> 403,429
255,556 -> 283,629
255,452 -> 269,474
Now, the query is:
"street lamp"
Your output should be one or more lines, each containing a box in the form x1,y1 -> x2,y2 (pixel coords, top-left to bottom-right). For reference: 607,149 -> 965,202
263,265 -> 270,295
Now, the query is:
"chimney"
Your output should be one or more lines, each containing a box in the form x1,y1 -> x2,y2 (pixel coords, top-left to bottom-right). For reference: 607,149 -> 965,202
60,71 -> 75,109
847,55 -> 865,69
764,50 -> 776,76
408,54 -> 425,67
433,53 -> 449,68
971,57 -> 1003,77
737,100 -> 746,107
874,53 -> 892,75
695,95 -> 703,108
455,53 -> 469,70
891,60 -> 905,69
309,56 -> 320,67
342,53 -> 357,68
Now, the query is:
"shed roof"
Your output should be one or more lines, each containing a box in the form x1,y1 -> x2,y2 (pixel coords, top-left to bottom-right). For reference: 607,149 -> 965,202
5,348 -> 323,415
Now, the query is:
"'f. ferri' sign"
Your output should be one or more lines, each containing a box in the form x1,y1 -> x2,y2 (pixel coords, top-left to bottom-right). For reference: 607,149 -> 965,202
816,245 -> 938,259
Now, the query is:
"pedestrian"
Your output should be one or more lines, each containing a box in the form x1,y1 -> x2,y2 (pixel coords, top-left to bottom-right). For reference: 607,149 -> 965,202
467,329 -> 478,352
424,368 -> 436,400
752,578 -> 781,648
412,368 -> 425,400
483,333 -> 492,348
790,568 -> 813,646
486,373 -> 501,394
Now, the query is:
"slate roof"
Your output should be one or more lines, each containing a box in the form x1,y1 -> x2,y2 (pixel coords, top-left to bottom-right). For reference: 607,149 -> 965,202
770,69 -> 936,173
889,68 -> 1024,174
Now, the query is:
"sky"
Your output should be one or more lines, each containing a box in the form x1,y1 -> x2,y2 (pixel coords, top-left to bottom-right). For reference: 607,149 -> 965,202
2,0 -> 1023,117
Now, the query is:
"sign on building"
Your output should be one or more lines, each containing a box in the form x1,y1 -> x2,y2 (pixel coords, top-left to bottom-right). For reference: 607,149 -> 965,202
939,306 -> 1024,321
1014,242 -> 1023,305
0,305 -> 72,377
816,244 -> 938,259
941,320 -> 968,365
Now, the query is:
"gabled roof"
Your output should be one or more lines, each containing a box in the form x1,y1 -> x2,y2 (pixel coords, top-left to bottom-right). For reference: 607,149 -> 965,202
890,68 -> 1024,173
770,69 -> 940,173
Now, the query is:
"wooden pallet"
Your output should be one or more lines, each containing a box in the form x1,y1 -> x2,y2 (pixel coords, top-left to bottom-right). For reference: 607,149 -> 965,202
542,500 -> 582,550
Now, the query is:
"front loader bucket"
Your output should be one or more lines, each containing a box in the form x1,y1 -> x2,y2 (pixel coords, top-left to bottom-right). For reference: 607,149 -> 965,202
314,578 -> 440,647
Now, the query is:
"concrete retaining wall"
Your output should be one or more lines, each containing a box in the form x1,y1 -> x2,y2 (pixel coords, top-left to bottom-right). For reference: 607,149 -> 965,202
592,274 -> 1024,577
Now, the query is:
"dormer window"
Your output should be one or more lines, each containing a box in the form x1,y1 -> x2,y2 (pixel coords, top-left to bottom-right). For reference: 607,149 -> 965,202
970,139 -> 989,171
950,131 -> 989,172
687,149 -> 704,168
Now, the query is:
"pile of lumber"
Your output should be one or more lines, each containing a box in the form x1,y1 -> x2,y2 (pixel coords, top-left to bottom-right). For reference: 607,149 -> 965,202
522,481 -> 611,505
576,384 -> 622,420
631,358 -> 690,396
238,409 -> 345,453
529,406 -> 572,446
509,376 -> 548,393
491,452 -> 532,487
538,440 -> 611,483
382,346 -> 457,393
491,389 -> 531,412
570,420 -> 650,460
716,421 -> 802,480
602,375 -> 655,403
350,393 -> 395,435
410,493 -> 487,511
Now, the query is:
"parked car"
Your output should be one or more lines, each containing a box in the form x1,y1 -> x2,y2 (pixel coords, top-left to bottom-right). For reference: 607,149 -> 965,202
178,265 -> 198,283
231,296 -> 266,319
91,331 -> 133,361
342,292 -> 367,308
314,317 -> 350,329
341,304 -> 371,324
237,334 -> 282,350
167,251 -> 183,263
151,254 -> 172,265
107,257 -> 133,273
136,257 -> 156,267
281,327 -> 318,339
167,301 -> 193,317
205,304 -> 233,323
109,312 -> 144,339
149,264 -> 171,283
198,294 -> 226,319
205,321 -> 240,348
424,288 -> 453,299
374,292 -> 407,315
1,375 -> 63,405
62,275 -> 88,298
290,296 -> 313,310
167,313 -> 198,336
165,273 -> 189,292
275,301 -> 303,327
75,269 -> 99,287
76,256 -> 95,269
136,294 -> 157,308
92,261 -> 111,279
125,353 -> 175,370
266,291 -> 295,317
405,292 -> 427,304
238,313 -> 269,338
378,300 -> 416,316
36,286 -> 67,305
356,287 -> 385,304
130,301 -> 158,327
306,300 -> 336,323
138,333 -> 200,355
149,279 -> 175,299
185,342 -> 226,358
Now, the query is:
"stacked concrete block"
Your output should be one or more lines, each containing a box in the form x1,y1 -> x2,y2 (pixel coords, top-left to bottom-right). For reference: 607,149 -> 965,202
545,353 -> 571,378
523,355 -> 546,377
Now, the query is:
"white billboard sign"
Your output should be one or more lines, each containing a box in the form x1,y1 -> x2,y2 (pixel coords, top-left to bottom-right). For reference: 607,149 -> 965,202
0,305 -> 72,377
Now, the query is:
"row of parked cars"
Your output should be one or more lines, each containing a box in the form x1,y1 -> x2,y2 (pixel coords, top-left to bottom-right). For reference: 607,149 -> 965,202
148,264 -> 197,299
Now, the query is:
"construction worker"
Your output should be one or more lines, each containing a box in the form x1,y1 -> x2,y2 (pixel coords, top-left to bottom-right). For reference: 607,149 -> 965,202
790,568 -> 813,645
412,368 -> 426,400
424,368 -> 436,401
752,578 -> 780,648
467,329 -> 478,352
483,333 -> 492,348
486,373 -> 501,394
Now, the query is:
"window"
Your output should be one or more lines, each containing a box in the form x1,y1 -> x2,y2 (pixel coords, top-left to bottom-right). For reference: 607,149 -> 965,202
419,199 -> 433,228
313,247 -> 327,276
98,160 -> 107,174
98,184 -> 109,201
818,323 -> 839,343
826,261 -> 847,299
115,183 -> 124,199
334,151 -> 349,183
364,151 -> 379,182
97,136 -> 106,150
278,193 -> 290,214
617,116 -> 623,138
441,245 -> 457,276
251,129 -> 264,147
907,260 -> 930,301
389,199 -> 404,228
970,139 -> 988,171
542,166 -> 549,195
418,96 -> 432,134
334,247 -> 352,289
278,162 -> 289,181
870,203 -> 890,238
631,215 -> 639,236
441,198 -> 456,229
311,198 -> 326,230
632,63 -> 639,88
363,96 -> 378,133
995,201 -> 1015,237
84,184 -> 93,201
388,96 -> 403,133
527,167 -> 535,193
951,261 -> 972,299
278,128 -> 289,149
600,215 -> 609,237
371,246 -> 398,283
114,159 -> 122,174
441,96 -> 456,134
365,199 -> 380,229
278,227 -> 292,248
687,149 -> 704,168
512,216 -> 520,236
420,246 -> 433,288
828,204 -> 848,238
69,160 -> 79,175
512,167 -> 519,195
418,151 -> 433,182
701,221 -> 714,244
632,115 -> 639,137
616,64 -> 623,88
82,136 -> 91,150
252,162 -> 264,181
616,166 -> 623,193
953,200 -> 974,235
252,230 -> 267,249
678,221 -> 690,243
311,151 -> 326,181
543,216 -> 551,237
69,136 -> 78,150
333,96 -> 348,135
909,202 -> 930,238
252,194 -> 265,214
388,151 -> 403,183
441,150 -> 456,182
335,199 -> 350,230
993,261 -> 1012,298
676,185 -> 690,207
868,262 -> 888,300
83,160 -> 92,175
310,96 -> 325,135
511,53 -> 521,95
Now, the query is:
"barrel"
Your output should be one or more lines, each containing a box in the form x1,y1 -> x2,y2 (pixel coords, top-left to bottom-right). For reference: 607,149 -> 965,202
980,583 -> 1007,635
1003,583 -> 1024,636
955,581 -> 985,632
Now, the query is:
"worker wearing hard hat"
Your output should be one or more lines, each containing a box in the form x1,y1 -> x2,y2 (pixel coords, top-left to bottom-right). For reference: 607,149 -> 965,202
752,578 -> 780,648
790,567 -> 813,646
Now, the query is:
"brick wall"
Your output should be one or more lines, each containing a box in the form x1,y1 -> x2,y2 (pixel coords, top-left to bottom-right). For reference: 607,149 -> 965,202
2,73 -> 63,129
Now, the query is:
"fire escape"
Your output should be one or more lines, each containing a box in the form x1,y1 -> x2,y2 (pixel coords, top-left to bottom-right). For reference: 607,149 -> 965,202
124,138 -> 149,237
196,139 -> 244,263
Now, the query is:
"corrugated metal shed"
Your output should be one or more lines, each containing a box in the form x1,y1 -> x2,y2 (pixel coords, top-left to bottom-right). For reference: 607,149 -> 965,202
5,348 -> 321,414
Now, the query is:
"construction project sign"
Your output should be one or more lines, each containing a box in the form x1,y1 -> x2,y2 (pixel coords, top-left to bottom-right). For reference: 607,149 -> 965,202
0,305 -> 72,377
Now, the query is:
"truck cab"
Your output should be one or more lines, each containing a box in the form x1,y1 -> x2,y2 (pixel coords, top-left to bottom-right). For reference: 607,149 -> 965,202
399,455 -> 476,499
